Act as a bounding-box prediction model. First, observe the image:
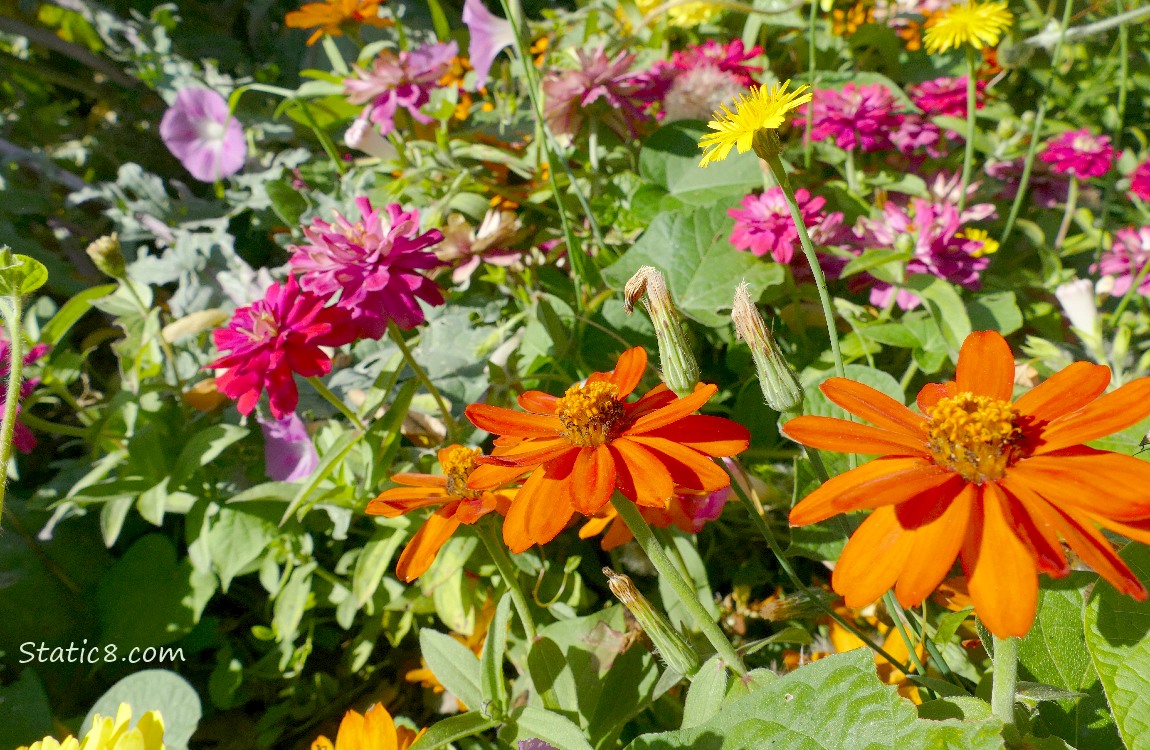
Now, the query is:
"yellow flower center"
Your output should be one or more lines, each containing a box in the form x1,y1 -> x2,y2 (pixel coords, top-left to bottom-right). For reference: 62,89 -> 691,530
440,444 -> 481,497
555,381 -> 626,447
927,393 -> 1022,483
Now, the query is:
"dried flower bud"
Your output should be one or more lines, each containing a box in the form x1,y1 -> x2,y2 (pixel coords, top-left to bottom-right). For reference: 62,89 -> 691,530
86,233 -> 126,279
732,282 -> 803,412
624,266 -> 699,397
603,567 -> 701,677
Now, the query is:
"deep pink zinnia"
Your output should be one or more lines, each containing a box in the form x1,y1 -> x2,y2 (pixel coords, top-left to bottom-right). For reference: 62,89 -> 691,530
0,336 -> 49,454
344,41 -> 458,136
728,188 -> 844,264
210,276 -> 356,418
1095,226 -> 1150,297
1129,160 -> 1150,202
542,47 -> 651,138
289,198 -> 445,339
671,40 -> 762,87
160,88 -> 247,182
1040,128 -> 1114,179
801,83 -> 904,152
909,76 -> 985,117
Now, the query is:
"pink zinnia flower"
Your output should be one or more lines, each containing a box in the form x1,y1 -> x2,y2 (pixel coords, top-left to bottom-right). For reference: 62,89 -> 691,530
344,41 -> 458,136
728,188 -> 845,264
463,0 -> 515,88
909,76 -> 985,117
258,412 -> 319,482
1040,128 -> 1114,179
436,209 -> 524,285
671,40 -> 762,87
891,115 -> 944,157
801,83 -> 904,152
1129,160 -> 1150,202
210,276 -> 356,418
0,336 -> 49,454
542,48 -> 651,138
1095,226 -> 1150,297
160,88 -> 247,182
985,158 -> 1069,209
289,198 -> 445,339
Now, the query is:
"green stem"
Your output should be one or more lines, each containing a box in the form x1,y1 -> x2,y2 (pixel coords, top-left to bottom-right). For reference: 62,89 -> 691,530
477,521 -> 538,642
388,324 -> 458,441
899,357 -> 919,394
18,412 -> 88,438
610,494 -> 747,676
727,477 -> 913,675
882,590 -> 928,677
306,376 -> 366,431
991,635 -> 1019,730
1054,176 -> 1079,251
804,0 -> 818,170
958,48 -> 978,214
844,149 -> 859,195
0,293 -> 24,525
295,99 -> 347,175
124,281 -> 184,390
1112,248 -> 1150,319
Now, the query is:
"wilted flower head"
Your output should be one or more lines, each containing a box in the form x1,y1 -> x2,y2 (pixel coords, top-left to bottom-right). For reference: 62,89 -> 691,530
463,0 -> 516,88
344,41 -> 458,135
1130,160 -> 1150,201
284,0 -> 393,45
85,233 -> 126,279
542,48 -> 651,138
160,88 -> 247,182
258,412 -> 319,482
802,83 -> 904,152
1040,128 -> 1114,180
671,39 -> 762,87
663,65 -> 745,122
289,198 -> 445,339
435,209 -> 524,284
1094,226 -> 1150,297
728,188 -> 844,264
624,266 -> 700,397
732,281 -> 803,412
909,76 -> 985,117
0,332 -> 49,455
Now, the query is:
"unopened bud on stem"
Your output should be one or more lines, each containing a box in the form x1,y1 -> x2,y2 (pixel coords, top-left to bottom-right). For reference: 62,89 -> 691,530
604,566 -> 701,677
624,266 -> 700,397
732,282 -> 803,412
86,233 -> 126,279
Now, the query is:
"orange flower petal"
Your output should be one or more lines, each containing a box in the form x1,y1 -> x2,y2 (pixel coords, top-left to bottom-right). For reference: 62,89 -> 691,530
467,462 -> 531,490
518,390 -> 559,414
610,439 -> 675,508
625,384 -> 676,421
1013,361 -> 1111,423
361,703 -> 399,749
366,490 -> 451,517
832,506 -> 916,608
396,510 -> 462,582
1044,506 -> 1147,600
485,437 -> 577,467
1088,514 -> 1150,547
789,457 -> 960,526
820,378 -> 927,436
502,479 -> 536,553
570,445 -> 617,515
465,403 -> 563,437
893,485 -> 974,608
1033,377 -> 1150,454
627,435 -> 732,491
638,415 -> 750,457
579,513 -> 614,539
627,383 -> 717,434
607,346 -> 648,398
993,481 -> 1069,577
955,331 -> 1015,401
387,473 -> 449,489
916,381 -> 956,413
961,484 -> 1037,638
1007,448 -> 1150,520
524,452 -> 578,544
781,416 -> 929,456
454,495 -> 499,525
601,516 -> 635,549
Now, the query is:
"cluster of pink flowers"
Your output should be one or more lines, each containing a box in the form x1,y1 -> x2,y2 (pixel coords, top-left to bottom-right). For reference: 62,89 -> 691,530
0,336 -> 49,454
543,48 -> 654,138
632,40 -> 762,122
1039,128 -> 1114,179
344,41 -> 458,136
728,188 -> 844,263
1095,226 -> 1150,297
209,199 -> 445,418
802,83 -> 906,153
1130,160 -> 1150,201
909,76 -> 984,117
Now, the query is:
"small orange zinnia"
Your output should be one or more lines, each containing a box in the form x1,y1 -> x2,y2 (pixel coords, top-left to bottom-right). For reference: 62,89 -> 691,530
367,445 -> 513,582
285,0 -> 394,46
311,702 -> 423,750
783,330 -> 1150,638
465,347 -> 750,552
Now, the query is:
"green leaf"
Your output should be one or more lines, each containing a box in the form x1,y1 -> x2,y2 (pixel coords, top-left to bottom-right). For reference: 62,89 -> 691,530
83,670 -> 202,750
208,506 -> 280,592
172,425 -> 250,487
266,179 -> 308,227
917,697 -> 994,722
839,248 -> 915,279
0,670 -> 53,748
861,322 -> 922,349
905,276 -> 972,358
639,121 -> 763,206
408,712 -> 499,750
683,656 -> 729,728
1084,545 -> 1150,750
501,706 -> 596,750
626,650 -> 1004,749
602,204 -> 785,327
95,535 -> 199,647
420,630 -> 483,711
351,523 -> 408,607
0,251 -> 48,296
967,292 -> 1023,336
480,592 -> 513,717
38,284 -> 117,345
280,429 -> 363,524
273,562 -> 315,644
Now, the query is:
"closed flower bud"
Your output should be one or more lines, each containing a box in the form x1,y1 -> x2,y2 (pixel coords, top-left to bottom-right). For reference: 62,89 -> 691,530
604,567 -> 701,677
731,282 -> 803,412
624,266 -> 700,397
86,233 -> 126,279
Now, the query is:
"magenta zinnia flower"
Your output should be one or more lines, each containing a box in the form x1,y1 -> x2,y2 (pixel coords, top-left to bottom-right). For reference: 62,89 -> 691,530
1040,128 -> 1114,179
671,40 -> 762,87
210,276 -> 356,418
289,198 -> 445,339
258,412 -> 320,482
0,336 -> 49,454
909,76 -> 984,117
344,41 -> 458,135
1095,226 -> 1150,297
728,188 -> 845,263
802,83 -> 905,152
160,88 -> 247,182
542,47 -> 652,138
1129,160 -> 1150,202
463,0 -> 516,88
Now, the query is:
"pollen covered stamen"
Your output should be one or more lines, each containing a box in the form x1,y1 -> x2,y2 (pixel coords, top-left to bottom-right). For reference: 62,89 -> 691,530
440,444 -> 482,497
927,393 -> 1022,483
555,381 -> 626,447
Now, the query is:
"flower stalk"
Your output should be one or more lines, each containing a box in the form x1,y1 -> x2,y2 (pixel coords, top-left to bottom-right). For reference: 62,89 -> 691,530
991,634 -> 1019,731
1054,175 -> 1079,250
958,47 -> 978,214
306,376 -> 366,431
388,323 -> 458,440
0,291 -> 22,525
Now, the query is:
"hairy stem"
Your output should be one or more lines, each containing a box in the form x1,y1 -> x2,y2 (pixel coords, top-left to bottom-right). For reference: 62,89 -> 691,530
0,294 -> 24,524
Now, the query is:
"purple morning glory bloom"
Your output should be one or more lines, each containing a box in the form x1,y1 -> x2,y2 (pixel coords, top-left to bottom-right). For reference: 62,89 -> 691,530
257,412 -> 319,482
159,88 -> 247,182
463,0 -> 516,89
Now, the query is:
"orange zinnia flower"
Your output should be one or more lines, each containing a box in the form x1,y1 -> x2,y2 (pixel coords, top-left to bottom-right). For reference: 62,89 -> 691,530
465,347 -> 750,552
783,330 -> 1150,638
311,702 -> 423,750
367,445 -> 513,582
285,0 -> 394,46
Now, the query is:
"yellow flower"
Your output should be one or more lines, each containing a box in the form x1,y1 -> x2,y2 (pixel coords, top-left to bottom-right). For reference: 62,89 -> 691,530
922,1 -> 1012,54
697,82 -> 812,168
285,0 -> 394,46
312,703 -> 424,750
623,0 -> 723,29
20,704 -> 165,750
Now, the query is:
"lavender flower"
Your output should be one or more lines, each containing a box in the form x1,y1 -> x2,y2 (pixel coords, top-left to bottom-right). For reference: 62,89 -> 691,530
463,0 -> 516,88
258,412 -> 319,482
160,88 -> 247,182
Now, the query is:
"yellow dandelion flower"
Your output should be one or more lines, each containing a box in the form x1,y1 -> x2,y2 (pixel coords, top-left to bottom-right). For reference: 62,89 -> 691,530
621,0 -> 723,30
697,82 -> 812,168
922,0 -> 1012,55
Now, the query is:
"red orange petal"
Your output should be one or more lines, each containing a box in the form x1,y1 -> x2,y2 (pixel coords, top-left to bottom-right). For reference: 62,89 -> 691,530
465,403 -> 563,437
625,384 -> 676,420
1013,361 -> 1111,423
396,511 -> 461,582
832,506 -> 915,608
1007,449 -> 1150,520
955,331 -> 1015,401
518,390 -> 559,414
626,436 -> 732,491
993,481 -> 1069,577
789,457 -> 960,526
485,438 -> 577,467
916,381 -> 956,413
961,484 -> 1037,638
781,416 -> 929,456
608,346 -> 648,398
638,415 -> 750,457
627,383 -> 717,434
820,378 -> 927,436
502,478 -> 537,553
1044,506 -> 1147,600
893,484 -> 974,608
570,445 -> 617,515
467,461 -> 531,490
366,487 -> 451,517
524,452 -> 578,544
610,439 -> 675,508
389,473 -> 449,488
1033,377 -> 1150,454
